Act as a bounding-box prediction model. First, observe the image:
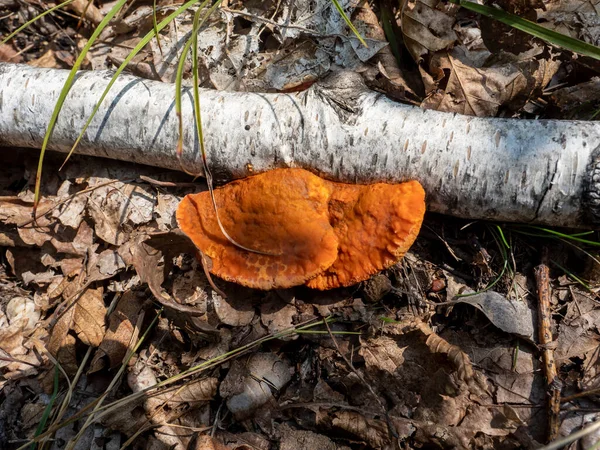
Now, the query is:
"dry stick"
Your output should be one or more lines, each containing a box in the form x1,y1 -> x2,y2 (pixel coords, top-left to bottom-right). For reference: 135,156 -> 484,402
534,253 -> 561,442
2,63 -> 600,228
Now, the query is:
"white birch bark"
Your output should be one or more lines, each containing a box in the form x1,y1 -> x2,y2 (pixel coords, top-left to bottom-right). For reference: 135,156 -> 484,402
1,62 -> 599,228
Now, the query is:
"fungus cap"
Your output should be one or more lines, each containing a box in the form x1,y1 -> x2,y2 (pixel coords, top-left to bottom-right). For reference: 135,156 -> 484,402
305,180 -> 425,289
176,168 -> 425,290
176,169 -> 339,290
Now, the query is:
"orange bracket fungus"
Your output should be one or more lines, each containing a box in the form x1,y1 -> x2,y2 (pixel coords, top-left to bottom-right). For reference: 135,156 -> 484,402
176,168 -> 425,290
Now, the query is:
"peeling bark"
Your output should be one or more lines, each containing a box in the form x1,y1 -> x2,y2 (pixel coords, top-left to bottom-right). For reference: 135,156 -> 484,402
1,62 -> 599,227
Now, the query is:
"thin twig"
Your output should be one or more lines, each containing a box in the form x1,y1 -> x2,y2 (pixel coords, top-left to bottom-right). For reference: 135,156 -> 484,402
534,250 -> 561,442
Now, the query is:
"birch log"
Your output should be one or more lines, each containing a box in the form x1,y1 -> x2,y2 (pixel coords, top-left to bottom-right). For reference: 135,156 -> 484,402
1,62 -> 599,228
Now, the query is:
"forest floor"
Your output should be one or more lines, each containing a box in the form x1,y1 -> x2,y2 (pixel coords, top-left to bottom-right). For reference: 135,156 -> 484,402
1,1 -> 600,449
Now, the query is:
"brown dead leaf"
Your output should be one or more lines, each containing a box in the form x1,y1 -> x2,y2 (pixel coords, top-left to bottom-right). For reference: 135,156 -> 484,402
19,403 -> 46,434
155,377 -> 218,406
556,291 -> 600,363
413,421 -> 473,449
218,431 -> 270,450
119,235 -> 168,299
71,286 -> 106,347
401,0 -> 457,62
90,291 -> 145,373
52,180 -> 88,229
471,343 -> 543,404
29,49 -> 63,68
86,249 -> 126,283
193,435 -> 230,450
155,193 -> 180,231
0,327 -> 27,369
51,220 -> 95,257
354,1 -> 423,100
551,77 -> 600,115
260,293 -> 296,334
537,1 -> 600,45
127,356 -> 217,449
0,43 -> 22,63
88,181 -> 156,245
17,215 -> 55,247
421,48 -> 530,116
214,293 -> 255,327
172,270 -> 209,311
581,344 -> 600,393
5,247 -> 57,287
67,0 -> 104,25
53,333 -> 79,376
278,423 -> 340,450
119,232 -> 197,308
48,286 -> 106,373
331,411 -> 390,448
359,335 -> 407,374
459,404 -> 514,437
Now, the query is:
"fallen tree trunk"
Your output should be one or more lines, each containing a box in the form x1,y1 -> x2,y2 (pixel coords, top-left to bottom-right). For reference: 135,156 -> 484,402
1,62 -> 599,228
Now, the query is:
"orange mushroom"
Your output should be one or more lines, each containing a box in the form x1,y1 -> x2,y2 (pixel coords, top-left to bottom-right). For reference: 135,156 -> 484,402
305,179 -> 425,290
176,168 -> 425,290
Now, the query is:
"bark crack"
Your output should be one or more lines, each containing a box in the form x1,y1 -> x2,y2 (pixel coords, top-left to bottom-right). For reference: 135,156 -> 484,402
532,159 -> 560,223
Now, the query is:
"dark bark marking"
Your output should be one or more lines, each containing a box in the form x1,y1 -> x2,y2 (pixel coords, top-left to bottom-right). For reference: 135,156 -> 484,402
583,143 -> 600,225
532,158 -> 560,223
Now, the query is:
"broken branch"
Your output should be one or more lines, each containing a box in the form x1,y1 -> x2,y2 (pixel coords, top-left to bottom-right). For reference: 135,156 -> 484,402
1,63 -> 600,227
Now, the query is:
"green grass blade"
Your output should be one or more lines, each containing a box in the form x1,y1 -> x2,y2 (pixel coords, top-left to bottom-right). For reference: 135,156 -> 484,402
495,224 -> 510,249
174,0 -> 217,174
153,0 -> 163,54
33,0 -> 128,212
1,0 -> 75,45
29,366 -> 59,450
525,226 -> 600,247
331,0 -> 368,48
454,0 -> 600,60
62,0 -> 201,170
379,1 -> 401,64
551,260 -> 593,290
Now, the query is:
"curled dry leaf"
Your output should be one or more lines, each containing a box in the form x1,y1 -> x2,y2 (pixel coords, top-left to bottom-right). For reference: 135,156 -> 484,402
155,377 -> 219,406
421,48 -> 530,116
331,410 -> 392,448
220,352 -> 292,420
0,324 -> 41,380
177,168 -> 425,290
5,296 -> 40,330
0,42 -> 22,63
417,321 -> 474,383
